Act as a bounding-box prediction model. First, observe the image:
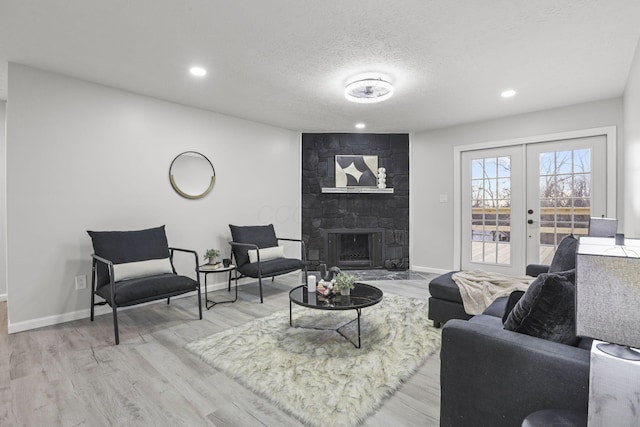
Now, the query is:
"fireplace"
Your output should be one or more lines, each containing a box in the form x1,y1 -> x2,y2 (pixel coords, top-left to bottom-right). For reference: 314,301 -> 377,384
325,228 -> 385,269
302,133 -> 409,270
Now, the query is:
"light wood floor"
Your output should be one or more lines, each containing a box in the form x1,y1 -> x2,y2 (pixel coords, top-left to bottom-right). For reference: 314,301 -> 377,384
0,274 -> 441,426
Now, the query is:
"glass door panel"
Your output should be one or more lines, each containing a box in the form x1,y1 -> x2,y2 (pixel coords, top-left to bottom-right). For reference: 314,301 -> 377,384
462,147 -> 524,275
526,136 -> 607,265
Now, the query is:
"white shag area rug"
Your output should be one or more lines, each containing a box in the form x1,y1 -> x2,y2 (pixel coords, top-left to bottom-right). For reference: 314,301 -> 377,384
186,294 -> 441,427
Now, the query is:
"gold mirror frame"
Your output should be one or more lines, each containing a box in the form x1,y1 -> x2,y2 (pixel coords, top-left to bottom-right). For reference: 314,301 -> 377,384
169,151 -> 216,199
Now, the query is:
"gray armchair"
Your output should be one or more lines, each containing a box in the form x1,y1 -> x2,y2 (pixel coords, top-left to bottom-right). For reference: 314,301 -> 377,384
229,224 -> 308,303
88,225 -> 202,344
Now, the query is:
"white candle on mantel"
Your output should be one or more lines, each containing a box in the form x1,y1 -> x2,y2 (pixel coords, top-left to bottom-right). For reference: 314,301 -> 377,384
308,275 -> 316,293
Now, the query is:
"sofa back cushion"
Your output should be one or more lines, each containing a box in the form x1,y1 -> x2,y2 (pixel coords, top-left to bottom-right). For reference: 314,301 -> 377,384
548,235 -> 578,273
503,269 -> 579,345
87,225 -> 172,287
229,224 -> 279,267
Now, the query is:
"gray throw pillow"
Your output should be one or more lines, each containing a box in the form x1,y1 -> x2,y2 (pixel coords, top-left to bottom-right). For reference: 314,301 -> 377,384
503,270 -> 578,345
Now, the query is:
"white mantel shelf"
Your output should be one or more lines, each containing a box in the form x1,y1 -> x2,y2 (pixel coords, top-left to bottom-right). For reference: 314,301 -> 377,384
321,187 -> 394,194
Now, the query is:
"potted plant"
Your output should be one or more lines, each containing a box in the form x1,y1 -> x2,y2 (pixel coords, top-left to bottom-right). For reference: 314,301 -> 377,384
203,249 -> 220,265
334,272 -> 356,295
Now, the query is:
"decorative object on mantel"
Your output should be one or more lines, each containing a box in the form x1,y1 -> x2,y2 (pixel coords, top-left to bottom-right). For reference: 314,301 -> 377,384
377,167 -> 387,189
186,294 -> 441,427
169,151 -> 216,199
203,248 -> 221,265
335,155 -> 378,187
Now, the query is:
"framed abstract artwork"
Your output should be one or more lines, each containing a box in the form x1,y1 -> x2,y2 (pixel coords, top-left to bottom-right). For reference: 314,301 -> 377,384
335,155 -> 378,187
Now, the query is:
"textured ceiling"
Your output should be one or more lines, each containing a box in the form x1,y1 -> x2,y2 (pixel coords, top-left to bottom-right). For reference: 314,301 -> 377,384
1,0 -> 639,133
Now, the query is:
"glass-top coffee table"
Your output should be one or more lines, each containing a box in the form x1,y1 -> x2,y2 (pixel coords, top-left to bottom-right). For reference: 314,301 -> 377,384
289,282 -> 384,348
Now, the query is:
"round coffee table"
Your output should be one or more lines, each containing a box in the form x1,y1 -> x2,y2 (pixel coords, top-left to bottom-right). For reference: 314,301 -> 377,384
289,282 -> 383,348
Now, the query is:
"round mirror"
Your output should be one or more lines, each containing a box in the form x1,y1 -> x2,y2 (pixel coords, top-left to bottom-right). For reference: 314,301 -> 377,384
169,151 -> 216,199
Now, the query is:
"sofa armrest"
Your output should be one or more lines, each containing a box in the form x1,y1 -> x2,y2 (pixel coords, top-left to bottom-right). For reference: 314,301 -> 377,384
440,319 -> 589,427
526,263 -> 549,277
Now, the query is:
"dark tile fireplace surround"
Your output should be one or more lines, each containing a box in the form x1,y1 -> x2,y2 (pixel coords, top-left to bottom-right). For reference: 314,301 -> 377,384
302,133 -> 409,270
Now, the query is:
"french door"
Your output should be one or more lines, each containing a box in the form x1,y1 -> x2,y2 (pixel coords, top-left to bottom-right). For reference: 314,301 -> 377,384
525,136 -> 607,265
461,134 -> 610,275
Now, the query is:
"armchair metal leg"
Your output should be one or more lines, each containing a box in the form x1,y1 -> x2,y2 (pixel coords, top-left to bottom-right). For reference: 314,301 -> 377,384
112,305 -> 120,345
197,286 -> 203,319
258,276 -> 264,303
167,297 -> 170,305
90,291 -> 95,321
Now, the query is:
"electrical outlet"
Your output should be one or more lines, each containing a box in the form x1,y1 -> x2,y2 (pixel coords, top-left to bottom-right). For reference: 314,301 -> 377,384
439,194 -> 449,203
75,275 -> 87,290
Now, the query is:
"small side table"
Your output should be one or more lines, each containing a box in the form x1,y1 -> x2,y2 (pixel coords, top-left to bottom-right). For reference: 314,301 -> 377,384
199,264 -> 238,309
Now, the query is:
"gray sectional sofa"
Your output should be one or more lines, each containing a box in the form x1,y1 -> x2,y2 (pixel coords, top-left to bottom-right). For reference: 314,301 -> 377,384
437,235 -> 591,426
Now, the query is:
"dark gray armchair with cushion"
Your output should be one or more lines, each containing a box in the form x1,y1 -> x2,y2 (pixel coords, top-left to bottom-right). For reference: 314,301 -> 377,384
229,224 -> 308,303
88,225 -> 202,344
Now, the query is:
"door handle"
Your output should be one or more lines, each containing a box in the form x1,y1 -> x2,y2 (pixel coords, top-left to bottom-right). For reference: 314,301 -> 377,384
527,219 -> 534,224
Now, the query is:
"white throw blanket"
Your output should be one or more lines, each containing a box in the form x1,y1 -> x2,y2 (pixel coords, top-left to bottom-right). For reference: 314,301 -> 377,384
452,270 -> 535,315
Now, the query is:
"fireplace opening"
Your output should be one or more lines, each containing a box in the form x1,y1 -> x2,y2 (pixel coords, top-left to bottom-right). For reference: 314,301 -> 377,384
325,228 -> 384,269
340,233 -> 370,263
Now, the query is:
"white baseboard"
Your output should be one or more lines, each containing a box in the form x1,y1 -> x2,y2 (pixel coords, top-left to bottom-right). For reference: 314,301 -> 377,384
411,265 -> 451,275
7,289 -> 208,334
0,293 -> 7,302
6,273 -> 295,334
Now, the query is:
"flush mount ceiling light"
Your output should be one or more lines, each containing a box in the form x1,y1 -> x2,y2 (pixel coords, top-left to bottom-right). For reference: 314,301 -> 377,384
355,123 -> 366,129
345,78 -> 394,103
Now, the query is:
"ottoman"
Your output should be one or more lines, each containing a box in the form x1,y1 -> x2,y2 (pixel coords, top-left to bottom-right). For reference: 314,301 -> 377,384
428,271 -> 522,328
428,271 -> 471,328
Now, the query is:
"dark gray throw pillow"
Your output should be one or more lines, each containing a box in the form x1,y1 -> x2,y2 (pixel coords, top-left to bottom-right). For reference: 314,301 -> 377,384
503,270 -> 578,345
548,235 -> 578,273
502,290 -> 525,324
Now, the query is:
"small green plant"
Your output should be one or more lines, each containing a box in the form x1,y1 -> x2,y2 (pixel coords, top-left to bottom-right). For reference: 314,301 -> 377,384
334,272 -> 356,292
203,249 -> 220,261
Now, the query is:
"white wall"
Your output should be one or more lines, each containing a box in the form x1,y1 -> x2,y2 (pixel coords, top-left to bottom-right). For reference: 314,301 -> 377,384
623,38 -> 640,238
411,98 -> 624,272
6,63 -> 301,332
0,100 -> 6,299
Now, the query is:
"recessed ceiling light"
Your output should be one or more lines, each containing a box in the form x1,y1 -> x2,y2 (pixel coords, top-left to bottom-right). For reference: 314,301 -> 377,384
345,78 -> 394,103
501,89 -> 516,98
355,123 -> 366,129
189,66 -> 207,77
